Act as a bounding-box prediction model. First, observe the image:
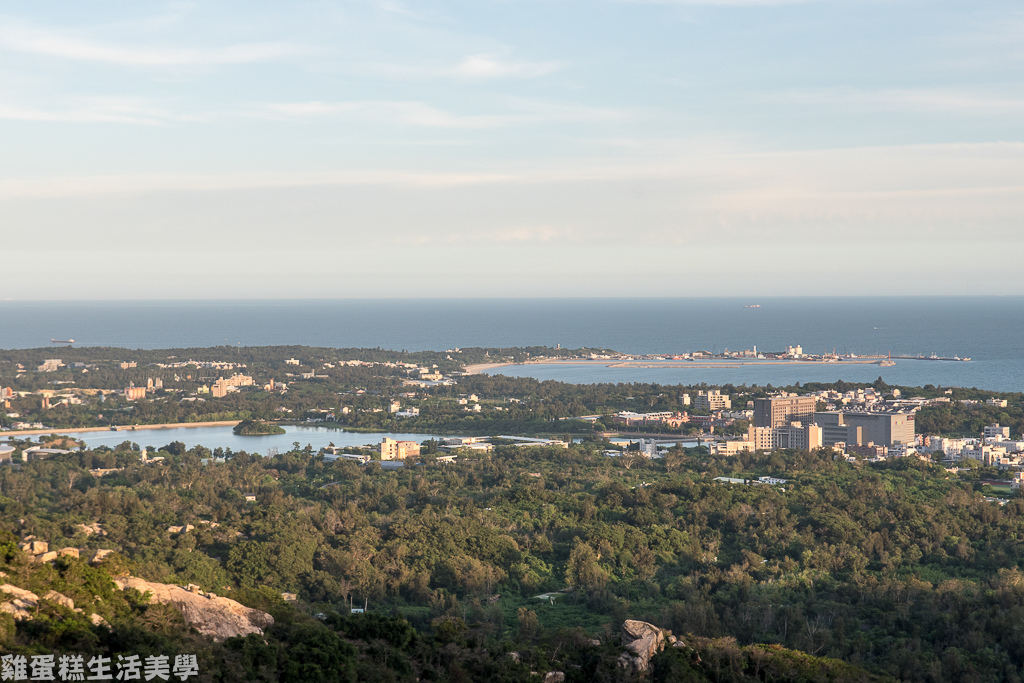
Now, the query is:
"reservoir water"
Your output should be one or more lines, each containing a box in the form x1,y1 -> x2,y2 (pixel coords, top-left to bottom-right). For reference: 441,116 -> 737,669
1,297 -> 1022,391
56,425 -> 449,455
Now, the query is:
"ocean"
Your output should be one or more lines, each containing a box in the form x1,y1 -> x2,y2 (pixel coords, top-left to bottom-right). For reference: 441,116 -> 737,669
1,297 -> 1021,392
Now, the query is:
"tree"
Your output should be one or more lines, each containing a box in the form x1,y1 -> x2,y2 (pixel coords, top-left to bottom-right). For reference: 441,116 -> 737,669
517,607 -> 540,640
565,541 -> 607,592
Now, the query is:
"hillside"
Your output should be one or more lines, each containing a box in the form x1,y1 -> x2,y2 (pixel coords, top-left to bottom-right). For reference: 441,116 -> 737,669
1,440 -> 1022,679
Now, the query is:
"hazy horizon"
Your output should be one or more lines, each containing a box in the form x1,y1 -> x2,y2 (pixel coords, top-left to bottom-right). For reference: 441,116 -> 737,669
6,294 -> 1024,302
2,1 -> 1022,298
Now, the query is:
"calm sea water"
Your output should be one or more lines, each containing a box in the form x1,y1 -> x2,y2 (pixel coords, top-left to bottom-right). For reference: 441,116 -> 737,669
484,359 -> 1006,392
1,298 -> 1021,391
57,426 -> 447,454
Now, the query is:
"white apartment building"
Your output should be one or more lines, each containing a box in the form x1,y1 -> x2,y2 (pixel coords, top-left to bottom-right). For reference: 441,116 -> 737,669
984,424 -> 1011,440
694,390 -> 731,411
380,438 -> 420,460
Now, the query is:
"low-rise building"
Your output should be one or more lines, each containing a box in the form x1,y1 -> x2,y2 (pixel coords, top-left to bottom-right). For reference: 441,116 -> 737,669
439,437 -> 494,453
22,446 -> 74,461
211,373 -> 254,398
984,424 -> 1011,440
814,410 -> 915,447
380,438 -> 420,460
38,359 -> 63,372
124,385 -> 147,401
321,447 -> 371,464
713,439 -> 756,456
611,411 -> 676,427
747,422 -> 823,451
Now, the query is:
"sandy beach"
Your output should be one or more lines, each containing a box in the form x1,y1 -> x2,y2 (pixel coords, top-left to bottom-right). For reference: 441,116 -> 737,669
2,420 -> 240,437
463,362 -> 514,374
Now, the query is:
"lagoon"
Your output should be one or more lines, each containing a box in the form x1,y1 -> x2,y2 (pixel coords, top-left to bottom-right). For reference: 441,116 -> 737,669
58,425 -> 451,454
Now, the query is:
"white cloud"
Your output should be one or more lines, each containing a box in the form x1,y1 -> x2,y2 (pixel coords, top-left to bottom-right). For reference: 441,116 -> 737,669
2,143 -> 1022,239
366,54 -> 563,81
0,97 -> 185,125
0,21 -> 300,66
452,54 -> 561,80
0,169 -> 517,199
259,99 -> 625,128
776,87 -> 1024,114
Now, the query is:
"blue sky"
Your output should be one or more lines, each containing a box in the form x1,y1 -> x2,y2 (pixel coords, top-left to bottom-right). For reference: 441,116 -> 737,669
1,1 -> 1022,298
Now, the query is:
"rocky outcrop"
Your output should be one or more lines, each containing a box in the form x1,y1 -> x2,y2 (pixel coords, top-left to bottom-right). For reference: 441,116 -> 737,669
20,541 -> 48,555
619,620 -> 668,672
18,538 -> 114,566
91,549 -> 115,564
543,672 -> 565,683
113,576 -> 273,641
2,584 -> 112,626
2,584 -> 113,627
1,584 -> 39,620
43,590 -> 75,610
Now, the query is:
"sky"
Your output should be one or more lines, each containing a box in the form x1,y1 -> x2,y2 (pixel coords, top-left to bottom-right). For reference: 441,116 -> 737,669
1,0 -> 1022,299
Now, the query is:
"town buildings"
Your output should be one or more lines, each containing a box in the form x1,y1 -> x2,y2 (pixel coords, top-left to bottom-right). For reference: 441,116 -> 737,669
37,359 -> 63,373
124,385 -> 147,401
814,410 -> 915,447
747,422 -> 823,451
753,395 -> 817,428
984,424 -> 1011,440
380,438 -> 420,460
693,390 -> 731,411
211,374 -> 255,398
717,391 -> 920,456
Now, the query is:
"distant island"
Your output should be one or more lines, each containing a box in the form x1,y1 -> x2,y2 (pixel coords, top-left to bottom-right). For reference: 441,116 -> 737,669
232,419 -> 285,436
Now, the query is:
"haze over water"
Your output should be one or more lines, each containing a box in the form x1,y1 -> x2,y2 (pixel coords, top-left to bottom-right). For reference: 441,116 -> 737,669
2,297 -> 1021,392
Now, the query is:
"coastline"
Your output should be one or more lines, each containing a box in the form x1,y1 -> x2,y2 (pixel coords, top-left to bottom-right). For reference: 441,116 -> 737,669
464,362 -> 513,374
1,420 -> 240,437
466,358 -> 884,374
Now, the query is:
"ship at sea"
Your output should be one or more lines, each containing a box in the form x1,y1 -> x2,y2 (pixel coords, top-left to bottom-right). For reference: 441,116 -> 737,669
743,304 -> 761,308
51,338 -> 75,344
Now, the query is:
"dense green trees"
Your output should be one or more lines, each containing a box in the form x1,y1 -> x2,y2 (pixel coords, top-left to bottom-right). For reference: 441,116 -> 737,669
4,429 -> 1024,679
